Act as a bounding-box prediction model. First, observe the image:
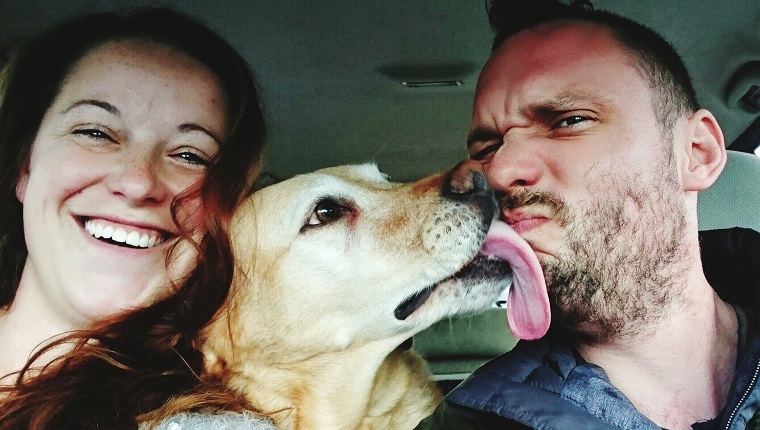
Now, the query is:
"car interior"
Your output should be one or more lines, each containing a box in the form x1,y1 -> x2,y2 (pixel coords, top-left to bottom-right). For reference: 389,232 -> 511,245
2,0 -> 759,394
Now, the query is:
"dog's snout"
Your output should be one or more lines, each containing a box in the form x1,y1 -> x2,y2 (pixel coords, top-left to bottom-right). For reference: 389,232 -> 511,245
443,160 -> 496,221
444,160 -> 490,199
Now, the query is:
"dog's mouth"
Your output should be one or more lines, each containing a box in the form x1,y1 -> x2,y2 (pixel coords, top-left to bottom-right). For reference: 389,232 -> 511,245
393,254 -> 511,320
394,285 -> 436,321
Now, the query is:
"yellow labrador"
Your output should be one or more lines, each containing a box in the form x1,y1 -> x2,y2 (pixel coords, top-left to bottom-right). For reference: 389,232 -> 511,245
200,160 -> 550,430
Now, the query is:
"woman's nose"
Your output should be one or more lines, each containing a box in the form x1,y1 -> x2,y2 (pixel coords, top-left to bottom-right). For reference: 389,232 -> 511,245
105,152 -> 169,205
485,138 -> 543,192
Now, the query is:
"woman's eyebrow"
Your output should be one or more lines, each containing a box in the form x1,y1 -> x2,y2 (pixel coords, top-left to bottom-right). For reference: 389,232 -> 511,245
60,101 -> 221,145
61,99 -> 120,116
178,123 -> 222,146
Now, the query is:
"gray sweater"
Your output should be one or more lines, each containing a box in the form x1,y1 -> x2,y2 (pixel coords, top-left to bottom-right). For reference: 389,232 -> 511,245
146,412 -> 278,430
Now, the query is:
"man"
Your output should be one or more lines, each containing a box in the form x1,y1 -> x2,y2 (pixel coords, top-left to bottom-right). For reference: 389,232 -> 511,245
418,1 -> 760,429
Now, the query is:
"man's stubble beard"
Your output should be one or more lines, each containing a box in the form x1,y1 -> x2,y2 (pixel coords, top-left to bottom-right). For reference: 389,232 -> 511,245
502,153 -> 691,343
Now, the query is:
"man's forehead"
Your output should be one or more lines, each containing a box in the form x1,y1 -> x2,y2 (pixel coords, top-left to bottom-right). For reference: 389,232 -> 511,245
472,19 -> 654,129
478,19 -> 640,95
497,19 -> 623,60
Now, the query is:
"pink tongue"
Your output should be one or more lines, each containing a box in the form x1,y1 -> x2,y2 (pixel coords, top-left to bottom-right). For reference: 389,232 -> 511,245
481,219 -> 550,340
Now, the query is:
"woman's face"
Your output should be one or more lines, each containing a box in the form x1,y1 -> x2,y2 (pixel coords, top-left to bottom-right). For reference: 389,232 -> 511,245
14,41 -> 229,328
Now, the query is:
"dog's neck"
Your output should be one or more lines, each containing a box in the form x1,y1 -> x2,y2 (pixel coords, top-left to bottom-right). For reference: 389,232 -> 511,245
204,337 -> 439,430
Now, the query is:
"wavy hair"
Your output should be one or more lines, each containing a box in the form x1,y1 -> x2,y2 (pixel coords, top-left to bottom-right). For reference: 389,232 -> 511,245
0,7 -> 265,428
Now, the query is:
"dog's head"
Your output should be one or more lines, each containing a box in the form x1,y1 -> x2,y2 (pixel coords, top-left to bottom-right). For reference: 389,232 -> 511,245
205,161 -> 549,363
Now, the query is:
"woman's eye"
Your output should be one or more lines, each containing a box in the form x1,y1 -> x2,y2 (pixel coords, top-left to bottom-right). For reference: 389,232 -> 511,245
173,151 -> 211,167
306,199 -> 347,227
72,128 -> 115,142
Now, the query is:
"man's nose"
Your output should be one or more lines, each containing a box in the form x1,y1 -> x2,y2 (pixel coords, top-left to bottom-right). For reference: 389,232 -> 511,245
485,138 -> 543,191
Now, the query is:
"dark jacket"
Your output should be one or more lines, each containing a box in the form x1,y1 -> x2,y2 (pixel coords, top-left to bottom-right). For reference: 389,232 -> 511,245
417,228 -> 760,430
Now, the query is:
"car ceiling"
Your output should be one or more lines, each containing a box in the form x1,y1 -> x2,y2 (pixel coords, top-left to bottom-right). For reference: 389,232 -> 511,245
2,0 -> 759,182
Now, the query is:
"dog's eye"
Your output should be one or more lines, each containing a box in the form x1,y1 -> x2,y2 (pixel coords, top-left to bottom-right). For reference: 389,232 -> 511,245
306,199 -> 347,227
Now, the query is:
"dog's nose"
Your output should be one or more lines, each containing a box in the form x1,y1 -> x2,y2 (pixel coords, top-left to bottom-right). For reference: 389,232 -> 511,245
444,159 -> 490,198
443,160 -> 496,220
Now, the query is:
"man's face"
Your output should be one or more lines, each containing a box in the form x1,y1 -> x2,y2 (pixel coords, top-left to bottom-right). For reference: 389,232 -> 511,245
468,21 -> 690,339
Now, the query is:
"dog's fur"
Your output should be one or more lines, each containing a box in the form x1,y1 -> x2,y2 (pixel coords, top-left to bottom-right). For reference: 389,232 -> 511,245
200,162 -> 512,430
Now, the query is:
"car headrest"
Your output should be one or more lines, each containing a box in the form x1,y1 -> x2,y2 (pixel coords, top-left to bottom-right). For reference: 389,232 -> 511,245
698,150 -> 760,232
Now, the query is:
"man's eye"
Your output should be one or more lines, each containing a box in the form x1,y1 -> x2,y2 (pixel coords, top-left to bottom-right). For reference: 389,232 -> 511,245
469,142 -> 502,163
553,115 -> 591,129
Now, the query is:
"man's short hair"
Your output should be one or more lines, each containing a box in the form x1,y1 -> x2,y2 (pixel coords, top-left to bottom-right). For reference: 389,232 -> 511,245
487,0 -> 699,135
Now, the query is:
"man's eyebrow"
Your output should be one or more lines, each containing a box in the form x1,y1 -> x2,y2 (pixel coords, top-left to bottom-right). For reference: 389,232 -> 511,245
466,92 -> 611,148
62,99 -> 120,116
467,126 -> 502,148
178,123 -> 222,145
524,92 -> 610,117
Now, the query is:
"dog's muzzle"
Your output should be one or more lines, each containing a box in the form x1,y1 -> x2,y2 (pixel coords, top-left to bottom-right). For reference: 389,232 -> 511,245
394,255 -> 512,320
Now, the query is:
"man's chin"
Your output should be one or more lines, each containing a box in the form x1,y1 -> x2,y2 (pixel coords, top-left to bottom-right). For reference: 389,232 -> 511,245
533,248 -> 561,270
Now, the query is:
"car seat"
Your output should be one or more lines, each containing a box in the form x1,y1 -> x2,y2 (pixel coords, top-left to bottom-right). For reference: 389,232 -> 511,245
698,150 -> 760,232
414,149 -> 760,392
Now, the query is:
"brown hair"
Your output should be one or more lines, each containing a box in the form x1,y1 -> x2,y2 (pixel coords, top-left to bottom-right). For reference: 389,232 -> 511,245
0,7 -> 265,428
487,0 -> 698,137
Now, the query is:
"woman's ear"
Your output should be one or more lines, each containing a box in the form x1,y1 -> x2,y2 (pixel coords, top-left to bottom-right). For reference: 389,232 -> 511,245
681,109 -> 726,192
15,166 -> 29,203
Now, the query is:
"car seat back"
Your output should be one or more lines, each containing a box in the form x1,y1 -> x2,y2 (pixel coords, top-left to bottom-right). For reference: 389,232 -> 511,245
698,150 -> 760,231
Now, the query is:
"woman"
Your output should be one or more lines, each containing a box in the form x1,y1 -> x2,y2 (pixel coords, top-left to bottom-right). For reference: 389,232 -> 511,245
0,8 -> 272,428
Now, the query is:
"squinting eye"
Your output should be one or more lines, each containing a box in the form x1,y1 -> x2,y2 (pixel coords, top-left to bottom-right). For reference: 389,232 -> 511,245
174,151 -> 211,167
305,199 -> 348,227
554,115 -> 590,129
72,128 -> 115,142
469,142 -> 501,163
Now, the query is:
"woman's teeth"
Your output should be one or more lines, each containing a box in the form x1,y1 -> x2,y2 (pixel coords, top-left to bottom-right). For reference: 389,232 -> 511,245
84,220 -> 163,248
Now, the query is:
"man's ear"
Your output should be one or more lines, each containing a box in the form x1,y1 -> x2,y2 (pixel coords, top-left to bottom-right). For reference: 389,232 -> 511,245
681,109 -> 726,192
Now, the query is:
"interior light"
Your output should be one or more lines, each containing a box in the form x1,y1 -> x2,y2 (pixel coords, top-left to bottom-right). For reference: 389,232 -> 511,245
401,80 -> 463,88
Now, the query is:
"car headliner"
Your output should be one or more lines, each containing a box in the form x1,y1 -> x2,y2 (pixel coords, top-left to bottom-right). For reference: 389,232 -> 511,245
1,0 -> 758,182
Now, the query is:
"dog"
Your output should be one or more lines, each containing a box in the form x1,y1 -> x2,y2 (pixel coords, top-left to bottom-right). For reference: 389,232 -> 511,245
199,160 -> 550,430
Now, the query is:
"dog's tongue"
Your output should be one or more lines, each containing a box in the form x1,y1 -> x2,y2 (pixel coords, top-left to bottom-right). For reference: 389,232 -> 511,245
482,219 -> 550,340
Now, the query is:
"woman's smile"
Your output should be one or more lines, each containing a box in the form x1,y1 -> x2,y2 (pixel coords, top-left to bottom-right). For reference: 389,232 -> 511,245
83,218 -> 168,249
